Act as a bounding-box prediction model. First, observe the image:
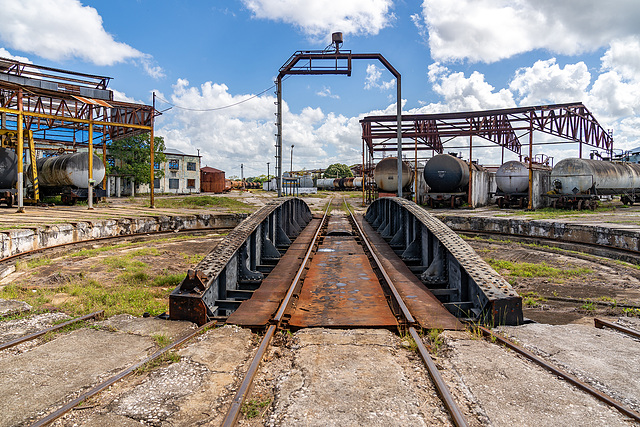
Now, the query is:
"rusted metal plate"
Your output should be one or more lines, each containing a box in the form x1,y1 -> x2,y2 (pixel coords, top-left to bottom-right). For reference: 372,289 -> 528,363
355,214 -> 463,330
288,218 -> 397,328
325,215 -> 353,236
226,217 -> 322,328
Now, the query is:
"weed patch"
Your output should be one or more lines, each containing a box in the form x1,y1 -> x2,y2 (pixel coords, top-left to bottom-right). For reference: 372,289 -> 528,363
487,259 -> 591,278
154,196 -> 253,212
241,395 -> 272,419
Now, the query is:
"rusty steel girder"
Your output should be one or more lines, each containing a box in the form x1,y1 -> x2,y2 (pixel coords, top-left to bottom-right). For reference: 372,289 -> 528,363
365,197 -> 523,325
169,197 -> 312,325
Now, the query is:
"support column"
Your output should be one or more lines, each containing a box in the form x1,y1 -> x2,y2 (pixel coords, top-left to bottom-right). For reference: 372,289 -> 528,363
528,119 -> 534,210
88,105 -> 94,210
131,179 -> 135,197
16,89 -> 24,213
150,93 -> 156,208
276,76 -> 283,197
468,133 -> 473,208
116,177 -> 121,197
396,75 -> 403,197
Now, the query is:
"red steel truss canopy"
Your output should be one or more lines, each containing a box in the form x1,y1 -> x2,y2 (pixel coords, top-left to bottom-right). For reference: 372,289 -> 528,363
0,57 -> 158,210
360,102 -> 613,157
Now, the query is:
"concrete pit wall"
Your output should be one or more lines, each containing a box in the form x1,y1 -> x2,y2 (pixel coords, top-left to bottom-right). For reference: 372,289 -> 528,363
0,213 -> 245,260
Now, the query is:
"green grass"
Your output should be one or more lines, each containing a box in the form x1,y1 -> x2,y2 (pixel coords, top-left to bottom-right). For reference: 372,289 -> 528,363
241,396 -> 272,419
154,195 -> 253,212
0,272 -> 176,318
487,259 -> 592,278
517,205 -> 618,220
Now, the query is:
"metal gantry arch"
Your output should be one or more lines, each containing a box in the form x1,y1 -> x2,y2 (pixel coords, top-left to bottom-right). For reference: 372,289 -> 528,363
275,35 -> 405,197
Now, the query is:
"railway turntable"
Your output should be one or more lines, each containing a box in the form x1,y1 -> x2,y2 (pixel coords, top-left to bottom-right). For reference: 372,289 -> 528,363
169,197 -> 522,329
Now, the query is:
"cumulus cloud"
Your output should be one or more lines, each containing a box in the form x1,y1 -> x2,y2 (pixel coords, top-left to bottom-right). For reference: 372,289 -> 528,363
364,64 -> 396,91
426,63 -> 516,111
509,58 -> 591,105
0,0 -> 163,78
0,48 -> 31,63
241,0 -> 395,39
601,36 -> 640,81
416,0 -> 640,63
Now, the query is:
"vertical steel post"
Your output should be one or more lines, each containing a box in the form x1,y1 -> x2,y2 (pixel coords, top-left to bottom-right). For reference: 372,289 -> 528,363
88,105 -> 94,209
396,75 -> 403,197
16,89 -> 24,213
150,93 -> 156,208
276,76 -> 283,197
528,119 -> 534,210
468,132 -> 473,208
362,137 -> 365,206
414,135 -> 418,203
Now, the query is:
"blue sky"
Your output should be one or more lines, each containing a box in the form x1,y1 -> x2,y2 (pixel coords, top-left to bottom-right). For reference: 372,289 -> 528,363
1,1 -> 640,177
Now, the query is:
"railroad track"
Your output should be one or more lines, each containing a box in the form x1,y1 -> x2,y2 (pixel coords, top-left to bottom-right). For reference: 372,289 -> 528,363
222,199 -> 467,426
2,197 -> 639,425
219,198 -> 640,426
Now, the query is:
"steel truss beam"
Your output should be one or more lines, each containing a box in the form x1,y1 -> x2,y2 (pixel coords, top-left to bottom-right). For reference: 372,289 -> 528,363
360,102 -> 613,156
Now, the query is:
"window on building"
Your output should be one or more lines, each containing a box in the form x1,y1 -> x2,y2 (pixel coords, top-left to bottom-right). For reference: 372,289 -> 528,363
169,159 -> 179,170
187,162 -> 196,171
153,178 -> 160,188
187,179 -> 195,188
154,162 -> 160,170
169,179 -> 180,189
107,156 -> 115,167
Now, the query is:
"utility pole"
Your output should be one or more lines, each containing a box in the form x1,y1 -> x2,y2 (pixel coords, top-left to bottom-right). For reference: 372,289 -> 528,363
290,144 -> 294,174
267,162 -> 270,190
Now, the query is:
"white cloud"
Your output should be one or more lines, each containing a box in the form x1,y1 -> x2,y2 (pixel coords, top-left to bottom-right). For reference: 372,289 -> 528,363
509,58 -> 591,106
601,36 -> 640,81
364,64 -> 396,91
110,88 -> 142,104
0,48 -> 31,63
427,63 -> 516,111
241,0 -> 395,39
416,0 -> 640,63
316,86 -> 340,99
0,0 -> 163,78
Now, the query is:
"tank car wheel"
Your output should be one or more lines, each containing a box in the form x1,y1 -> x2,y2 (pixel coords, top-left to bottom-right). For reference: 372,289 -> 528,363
6,195 -> 12,208
629,199 -> 634,206
590,200 -> 598,210
621,196 -> 629,205
497,198 -> 504,209
450,197 -> 456,209
577,200 -> 583,210
428,198 -> 434,208
518,197 -> 525,208
551,200 -> 557,209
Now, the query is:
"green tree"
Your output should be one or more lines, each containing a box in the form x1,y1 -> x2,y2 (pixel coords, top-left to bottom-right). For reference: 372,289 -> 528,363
109,133 -> 167,184
323,163 -> 353,178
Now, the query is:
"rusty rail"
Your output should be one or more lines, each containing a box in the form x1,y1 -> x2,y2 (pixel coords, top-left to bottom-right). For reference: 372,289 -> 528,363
0,310 -> 104,352
30,320 -> 217,427
594,318 -> 640,340
221,202 -> 330,427
346,203 -> 468,427
477,325 -> 640,423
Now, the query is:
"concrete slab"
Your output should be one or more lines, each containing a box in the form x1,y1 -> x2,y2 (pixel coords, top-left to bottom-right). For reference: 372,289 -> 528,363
0,298 -> 31,316
97,314 -> 197,341
267,328 -> 451,427
74,325 -> 255,426
0,328 -> 154,427
0,312 -> 68,347
439,331 -> 635,426
497,323 -> 640,413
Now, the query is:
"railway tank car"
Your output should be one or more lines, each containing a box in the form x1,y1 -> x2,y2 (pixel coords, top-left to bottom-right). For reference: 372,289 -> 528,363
423,153 -> 475,208
373,157 -> 413,194
549,158 -> 640,209
27,152 -> 106,204
494,160 -> 551,209
0,147 -> 17,207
